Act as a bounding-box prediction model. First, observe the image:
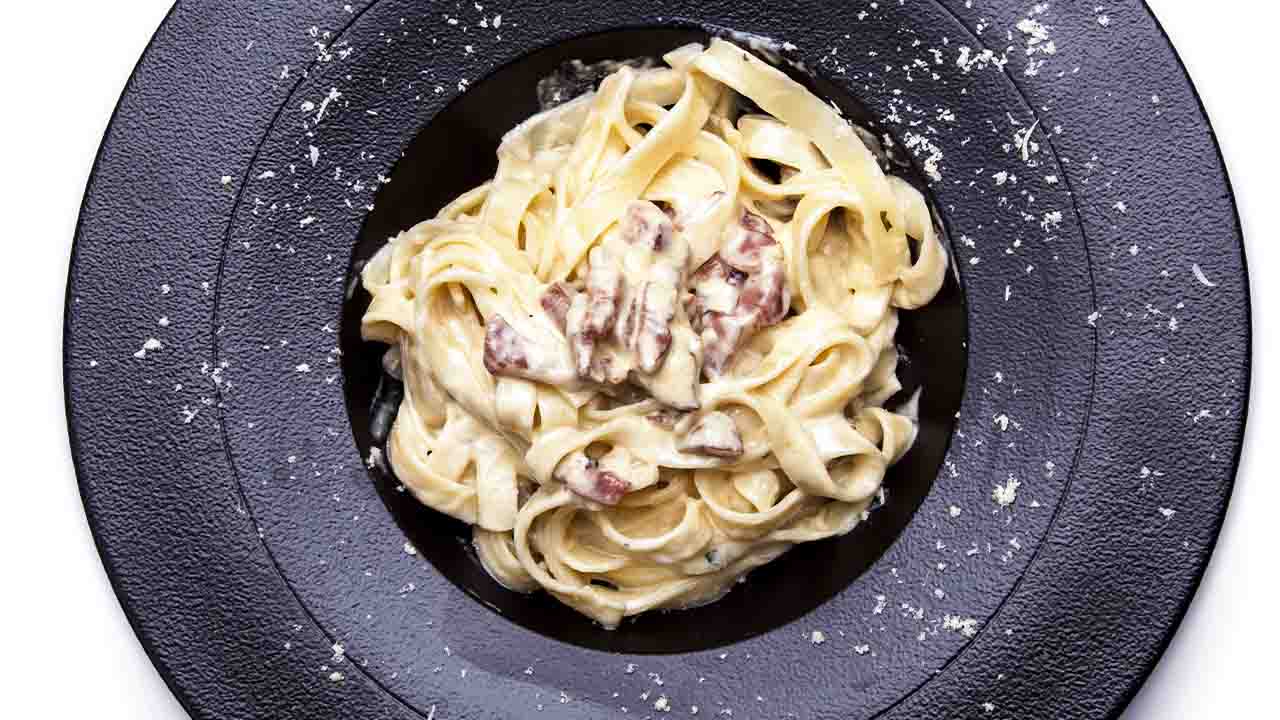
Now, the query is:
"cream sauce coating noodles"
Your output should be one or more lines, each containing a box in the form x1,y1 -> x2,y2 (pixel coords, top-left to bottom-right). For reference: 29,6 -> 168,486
360,39 -> 947,627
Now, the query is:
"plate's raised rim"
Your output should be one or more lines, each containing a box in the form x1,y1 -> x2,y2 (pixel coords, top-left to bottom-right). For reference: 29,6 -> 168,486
62,2 -> 1251,719
1100,1 -> 1252,712
61,4 -> 199,719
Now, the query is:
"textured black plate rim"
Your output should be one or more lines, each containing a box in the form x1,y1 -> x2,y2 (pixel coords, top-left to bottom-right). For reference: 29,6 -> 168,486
62,4 -> 426,719
61,4 -> 198,720
1097,2 -> 1252,712
878,4 -> 1100,713
901,3 -> 1253,716
62,2 -> 1251,719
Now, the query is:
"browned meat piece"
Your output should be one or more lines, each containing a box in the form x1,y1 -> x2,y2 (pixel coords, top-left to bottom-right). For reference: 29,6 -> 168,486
622,200 -> 675,251
540,282 -> 574,332
562,246 -> 626,381
700,311 -> 752,378
583,247 -> 623,337
614,200 -> 690,375
621,281 -> 677,373
483,315 -> 574,385
565,294 -> 597,378
555,451 -> 631,505
685,254 -> 747,333
677,411 -> 744,458
689,253 -> 748,287
691,209 -> 792,378
588,470 -> 630,504
484,315 -> 527,373
736,260 -> 789,326
720,209 -> 778,273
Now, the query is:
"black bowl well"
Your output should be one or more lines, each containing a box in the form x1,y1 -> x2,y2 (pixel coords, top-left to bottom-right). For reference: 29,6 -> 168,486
339,26 -> 968,654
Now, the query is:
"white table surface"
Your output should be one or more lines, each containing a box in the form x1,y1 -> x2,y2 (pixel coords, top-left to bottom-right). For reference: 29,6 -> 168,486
2,1 -> 1275,717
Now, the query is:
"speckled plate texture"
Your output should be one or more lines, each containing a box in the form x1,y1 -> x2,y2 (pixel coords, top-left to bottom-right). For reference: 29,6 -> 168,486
64,2 -> 1249,719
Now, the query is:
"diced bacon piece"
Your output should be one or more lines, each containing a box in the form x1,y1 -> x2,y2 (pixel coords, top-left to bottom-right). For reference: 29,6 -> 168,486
622,200 -> 675,251
564,247 -> 626,381
622,281 -> 677,373
483,315 -> 574,385
700,311 -> 753,378
484,315 -> 527,373
583,247 -> 623,336
689,253 -> 748,287
555,451 -> 631,505
720,209 -> 778,273
565,294 -> 597,377
699,265 -> 788,378
588,470 -> 630,504
598,446 -> 659,492
737,259 -> 790,326
540,282 -> 574,332
678,411 -> 744,458
693,209 -> 791,378
685,254 -> 746,332
614,201 -> 690,377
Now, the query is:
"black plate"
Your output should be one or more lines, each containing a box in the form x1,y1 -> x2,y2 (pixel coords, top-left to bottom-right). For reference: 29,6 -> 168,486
65,2 -> 1249,719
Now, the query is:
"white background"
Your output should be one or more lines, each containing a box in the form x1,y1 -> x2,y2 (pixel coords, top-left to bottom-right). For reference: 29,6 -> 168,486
0,2 -> 1275,718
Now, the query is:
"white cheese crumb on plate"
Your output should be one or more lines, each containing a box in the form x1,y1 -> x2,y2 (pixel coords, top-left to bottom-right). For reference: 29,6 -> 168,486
1191,263 -> 1217,287
134,338 -> 163,358
993,476 -> 1021,507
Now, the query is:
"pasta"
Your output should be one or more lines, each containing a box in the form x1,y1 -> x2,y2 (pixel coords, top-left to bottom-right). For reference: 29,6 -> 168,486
360,39 -> 947,628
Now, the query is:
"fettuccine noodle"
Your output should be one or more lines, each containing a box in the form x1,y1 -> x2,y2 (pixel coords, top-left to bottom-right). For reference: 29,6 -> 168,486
361,39 -> 947,627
